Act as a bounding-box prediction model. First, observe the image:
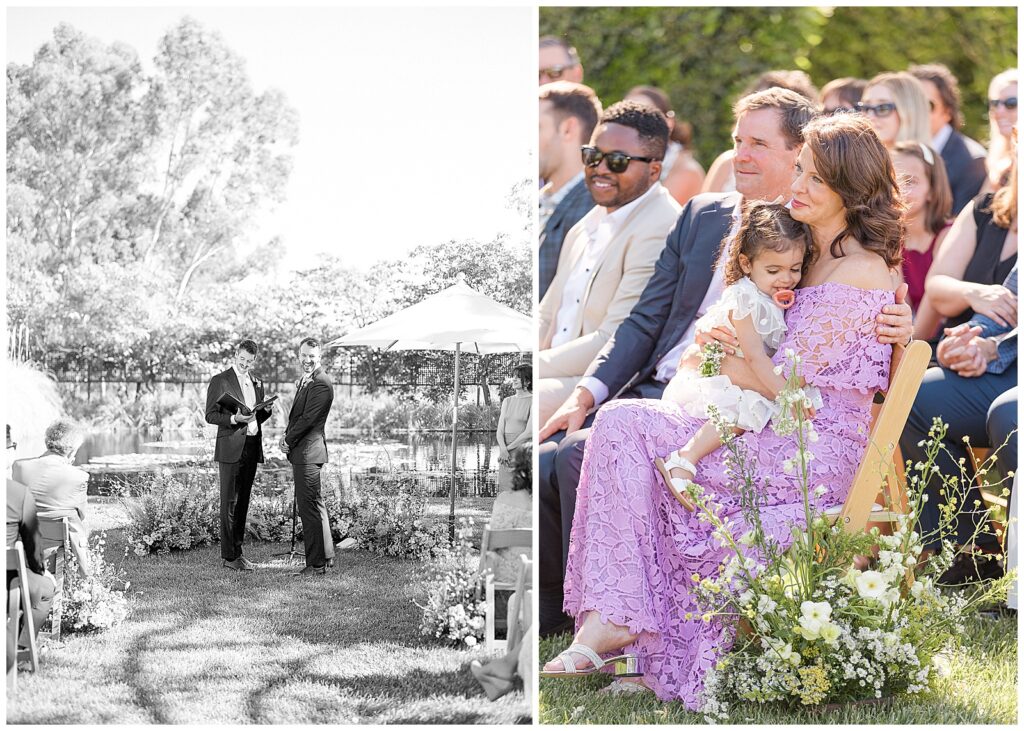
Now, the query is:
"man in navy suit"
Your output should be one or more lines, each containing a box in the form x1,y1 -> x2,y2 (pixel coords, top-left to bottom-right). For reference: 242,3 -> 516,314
205,339 -> 273,571
910,64 -> 988,215
536,88 -> 916,636
538,81 -> 602,300
280,337 -> 335,576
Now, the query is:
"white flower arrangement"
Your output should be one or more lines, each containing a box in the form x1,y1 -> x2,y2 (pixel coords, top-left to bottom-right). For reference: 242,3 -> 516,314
416,518 -> 486,646
688,356 -> 1015,720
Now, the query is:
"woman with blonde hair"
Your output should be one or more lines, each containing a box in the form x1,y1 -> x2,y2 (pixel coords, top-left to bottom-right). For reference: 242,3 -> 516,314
984,68 -> 1018,192
859,71 -> 931,148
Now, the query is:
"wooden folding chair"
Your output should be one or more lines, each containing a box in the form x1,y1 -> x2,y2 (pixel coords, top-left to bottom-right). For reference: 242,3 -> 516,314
827,340 -> 932,534
36,516 -> 71,642
505,554 -> 533,651
475,527 -> 531,653
7,541 -> 40,689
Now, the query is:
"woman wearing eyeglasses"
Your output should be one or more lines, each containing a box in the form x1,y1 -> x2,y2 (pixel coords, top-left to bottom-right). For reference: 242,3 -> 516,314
819,76 -> 866,116
983,68 -> 1018,193
859,71 -> 931,149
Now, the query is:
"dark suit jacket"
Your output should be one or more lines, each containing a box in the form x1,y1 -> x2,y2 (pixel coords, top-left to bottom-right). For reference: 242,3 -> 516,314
205,367 -> 271,463
285,368 -> 334,465
6,478 -> 46,577
539,178 -> 595,300
587,191 -> 741,399
940,130 -> 988,216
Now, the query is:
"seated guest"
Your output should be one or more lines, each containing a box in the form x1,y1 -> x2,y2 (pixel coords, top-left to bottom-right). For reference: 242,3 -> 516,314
859,71 -> 931,149
983,68 -> 1018,193
539,81 -> 602,300
909,63 -> 988,214
12,419 -> 91,575
624,85 -> 706,206
890,141 -> 954,339
703,69 -> 818,194
472,447 -> 532,701
900,264 -> 1017,584
6,425 -> 56,659
925,148 -> 1017,334
819,76 -> 866,115
538,101 -> 681,425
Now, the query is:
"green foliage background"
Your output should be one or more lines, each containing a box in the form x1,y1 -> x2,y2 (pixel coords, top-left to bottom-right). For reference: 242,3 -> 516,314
540,6 -> 1017,166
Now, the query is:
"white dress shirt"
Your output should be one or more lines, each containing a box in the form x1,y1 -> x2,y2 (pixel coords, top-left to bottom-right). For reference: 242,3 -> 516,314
232,365 -> 258,436
550,183 -> 661,348
931,124 -> 953,154
579,204 -> 741,405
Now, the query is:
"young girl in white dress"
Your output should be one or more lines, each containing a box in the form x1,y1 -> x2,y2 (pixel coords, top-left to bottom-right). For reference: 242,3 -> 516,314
656,201 -> 817,509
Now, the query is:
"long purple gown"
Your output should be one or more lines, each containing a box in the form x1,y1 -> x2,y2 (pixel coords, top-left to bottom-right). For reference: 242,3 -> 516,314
563,282 -> 893,706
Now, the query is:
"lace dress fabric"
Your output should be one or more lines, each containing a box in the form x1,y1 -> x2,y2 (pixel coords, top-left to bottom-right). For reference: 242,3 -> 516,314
562,282 -> 893,706
662,277 -> 790,432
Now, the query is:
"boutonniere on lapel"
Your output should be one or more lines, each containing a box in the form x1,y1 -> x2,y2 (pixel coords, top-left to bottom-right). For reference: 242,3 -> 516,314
252,375 -> 263,388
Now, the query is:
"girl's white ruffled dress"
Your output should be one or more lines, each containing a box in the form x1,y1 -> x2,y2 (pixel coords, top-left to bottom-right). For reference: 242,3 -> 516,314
663,277 -> 796,432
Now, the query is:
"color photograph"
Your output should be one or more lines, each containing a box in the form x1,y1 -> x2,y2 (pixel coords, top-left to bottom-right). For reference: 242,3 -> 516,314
536,5 -> 1017,724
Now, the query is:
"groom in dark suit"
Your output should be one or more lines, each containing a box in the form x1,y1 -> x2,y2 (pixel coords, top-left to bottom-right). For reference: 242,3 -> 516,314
205,339 -> 273,571
281,337 -> 335,576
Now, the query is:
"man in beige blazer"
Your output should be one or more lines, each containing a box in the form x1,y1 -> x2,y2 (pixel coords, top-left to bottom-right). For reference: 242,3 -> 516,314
538,100 -> 682,423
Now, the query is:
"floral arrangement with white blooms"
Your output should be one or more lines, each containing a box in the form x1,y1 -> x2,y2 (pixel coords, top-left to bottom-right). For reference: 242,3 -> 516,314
417,518 -> 486,647
681,354 -> 1014,720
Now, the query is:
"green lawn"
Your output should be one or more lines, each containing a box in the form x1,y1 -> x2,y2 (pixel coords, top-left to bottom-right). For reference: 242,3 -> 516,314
539,612 -> 1016,724
7,516 -> 528,724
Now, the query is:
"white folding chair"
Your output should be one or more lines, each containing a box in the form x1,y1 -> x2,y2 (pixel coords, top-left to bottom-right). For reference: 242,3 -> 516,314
475,527 -> 531,653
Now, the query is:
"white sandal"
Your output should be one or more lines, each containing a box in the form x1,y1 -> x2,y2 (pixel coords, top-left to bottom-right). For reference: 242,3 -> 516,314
599,678 -> 654,696
654,453 -> 698,511
539,642 -> 642,678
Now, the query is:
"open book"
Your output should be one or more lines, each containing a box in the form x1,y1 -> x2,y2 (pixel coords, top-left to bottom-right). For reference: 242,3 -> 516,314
216,392 -> 278,416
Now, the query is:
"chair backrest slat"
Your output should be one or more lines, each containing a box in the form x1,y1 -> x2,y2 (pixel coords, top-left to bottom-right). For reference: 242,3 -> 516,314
838,340 -> 931,533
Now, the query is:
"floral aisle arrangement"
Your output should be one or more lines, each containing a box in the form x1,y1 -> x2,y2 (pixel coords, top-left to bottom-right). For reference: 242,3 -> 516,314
62,533 -> 131,634
123,467 -> 220,555
343,477 -> 448,561
417,518 -> 486,647
683,356 -> 1014,720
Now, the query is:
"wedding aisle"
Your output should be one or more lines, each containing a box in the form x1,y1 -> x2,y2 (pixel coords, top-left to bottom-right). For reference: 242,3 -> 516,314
7,512 -> 528,724
539,625 -> 1017,724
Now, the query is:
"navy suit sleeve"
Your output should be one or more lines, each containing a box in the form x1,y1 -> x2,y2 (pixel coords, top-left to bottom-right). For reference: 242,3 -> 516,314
587,200 -> 694,395
19,489 -> 46,576
204,374 -> 235,428
285,381 -> 334,448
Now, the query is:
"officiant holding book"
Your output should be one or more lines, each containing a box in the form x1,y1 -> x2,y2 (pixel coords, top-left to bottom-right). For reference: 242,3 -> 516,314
205,339 -> 275,572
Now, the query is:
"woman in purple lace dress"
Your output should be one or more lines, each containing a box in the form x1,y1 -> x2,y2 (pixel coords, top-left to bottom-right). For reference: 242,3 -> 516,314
543,115 -> 905,706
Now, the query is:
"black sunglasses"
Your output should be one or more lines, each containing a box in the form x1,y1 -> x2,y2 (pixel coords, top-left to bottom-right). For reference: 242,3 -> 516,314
855,102 -> 898,118
539,64 -> 577,82
988,97 -> 1018,111
581,145 -> 658,173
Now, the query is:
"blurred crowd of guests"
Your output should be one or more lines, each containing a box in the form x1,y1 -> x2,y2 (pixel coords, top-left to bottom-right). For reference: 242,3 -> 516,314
537,35 -> 1016,590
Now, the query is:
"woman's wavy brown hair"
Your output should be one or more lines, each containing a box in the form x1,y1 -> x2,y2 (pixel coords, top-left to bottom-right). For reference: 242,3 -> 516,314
720,201 -> 814,286
989,153 -> 1017,229
802,114 -> 905,269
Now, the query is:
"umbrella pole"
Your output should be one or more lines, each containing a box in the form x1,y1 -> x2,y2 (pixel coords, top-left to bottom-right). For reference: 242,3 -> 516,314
449,342 -> 460,542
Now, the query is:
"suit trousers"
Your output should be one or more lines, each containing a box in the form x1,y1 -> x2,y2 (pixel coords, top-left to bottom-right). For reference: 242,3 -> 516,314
292,462 -> 335,568
537,379 -> 668,636
900,366 -> 1017,552
218,435 -> 260,561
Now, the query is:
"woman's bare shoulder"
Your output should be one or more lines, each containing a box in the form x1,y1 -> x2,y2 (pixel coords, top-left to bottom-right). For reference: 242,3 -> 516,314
829,251 -> 894,290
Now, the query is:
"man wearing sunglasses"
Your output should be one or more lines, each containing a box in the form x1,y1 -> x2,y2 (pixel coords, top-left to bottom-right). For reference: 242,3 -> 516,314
909,64 -> 987,215
539,36 -> 583,86
539,82 -> 602,301
538,100 -> 681,429
537,87 -> 916,638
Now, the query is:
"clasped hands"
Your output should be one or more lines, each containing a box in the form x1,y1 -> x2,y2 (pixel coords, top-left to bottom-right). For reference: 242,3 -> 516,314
936,323 -> 997,378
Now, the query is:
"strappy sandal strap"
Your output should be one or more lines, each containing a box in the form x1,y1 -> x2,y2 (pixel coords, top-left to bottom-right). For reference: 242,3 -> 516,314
559,643 -> 604,672
663,452 -> 697,475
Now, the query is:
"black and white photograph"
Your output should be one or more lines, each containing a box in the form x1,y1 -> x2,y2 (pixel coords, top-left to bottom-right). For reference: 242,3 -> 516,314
6,5 -> 533,724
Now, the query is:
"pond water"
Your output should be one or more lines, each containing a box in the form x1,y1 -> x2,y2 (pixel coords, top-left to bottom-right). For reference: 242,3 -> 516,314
77,428 -> 501,474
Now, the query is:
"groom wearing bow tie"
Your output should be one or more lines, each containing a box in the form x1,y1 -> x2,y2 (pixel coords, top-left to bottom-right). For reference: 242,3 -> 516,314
281,337 -> 335,576
205,339 -> 274,571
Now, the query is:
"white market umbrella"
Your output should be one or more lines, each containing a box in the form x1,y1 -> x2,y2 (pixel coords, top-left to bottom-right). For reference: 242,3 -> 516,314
329,281 -> 532,536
